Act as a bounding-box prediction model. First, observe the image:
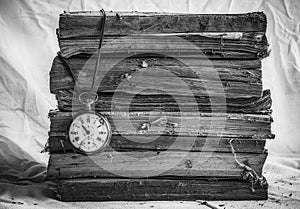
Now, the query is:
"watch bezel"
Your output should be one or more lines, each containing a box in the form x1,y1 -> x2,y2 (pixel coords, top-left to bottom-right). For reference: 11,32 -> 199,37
67,110 -> 112,155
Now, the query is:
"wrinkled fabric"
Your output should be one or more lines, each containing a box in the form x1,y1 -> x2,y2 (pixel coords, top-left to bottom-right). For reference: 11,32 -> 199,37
0,0 -> 300,207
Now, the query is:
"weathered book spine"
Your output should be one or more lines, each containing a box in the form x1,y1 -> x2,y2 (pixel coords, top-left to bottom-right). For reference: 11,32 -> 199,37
56,178 -> 268,201
54,89 -> 272,114
49,111 -> 273,138
48,133 -> 268,153
50,55 -> 264,99
58,33 -> 269,58
58,12 -> 268,58
58,11 -> 267,38
47,151 -> 267,179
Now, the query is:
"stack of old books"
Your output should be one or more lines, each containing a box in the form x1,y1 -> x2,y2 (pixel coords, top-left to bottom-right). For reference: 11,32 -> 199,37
46,11 -> 273,201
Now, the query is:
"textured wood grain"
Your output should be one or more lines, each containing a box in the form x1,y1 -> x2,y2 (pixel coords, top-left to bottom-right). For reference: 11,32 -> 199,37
49,111 -> 273,138
50,55 -> 263,98
56,178 -> 268,201
58,11 -> 267,38
48,133 -> 267,153
47,151 -> 267,179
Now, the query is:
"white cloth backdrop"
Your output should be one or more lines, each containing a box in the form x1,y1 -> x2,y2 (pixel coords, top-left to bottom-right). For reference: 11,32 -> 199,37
0,0 -> 299,168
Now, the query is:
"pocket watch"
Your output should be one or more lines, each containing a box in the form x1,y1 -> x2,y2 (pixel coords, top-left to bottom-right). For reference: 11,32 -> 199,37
68,93 -> 112,154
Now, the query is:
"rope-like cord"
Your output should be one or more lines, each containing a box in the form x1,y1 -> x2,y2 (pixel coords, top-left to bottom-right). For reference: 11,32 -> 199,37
90,9 -> 106,92
229,139 -> 254,171
229,139 -> 267,192
57,10 -> 106,105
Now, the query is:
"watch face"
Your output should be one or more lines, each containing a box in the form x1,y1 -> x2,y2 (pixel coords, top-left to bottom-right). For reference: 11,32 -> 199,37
68,112 -> 112,154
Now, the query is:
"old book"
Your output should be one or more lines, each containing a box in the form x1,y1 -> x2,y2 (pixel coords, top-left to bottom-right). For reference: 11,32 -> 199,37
48,133 -> 268,153
54,89 -> 271,114
59,11 -> 267,38
58,12 -> 268,58
50,55 -> 264,100
49,111 -> 273,138
47,151 -> 267,179
56,178 -> 268,201
58,33 -> 269,59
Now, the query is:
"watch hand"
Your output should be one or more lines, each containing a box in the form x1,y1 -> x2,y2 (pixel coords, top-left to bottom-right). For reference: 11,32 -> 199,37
81,125 -> 90,134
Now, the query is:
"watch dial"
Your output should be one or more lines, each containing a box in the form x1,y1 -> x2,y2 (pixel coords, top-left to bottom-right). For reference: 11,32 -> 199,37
69,112 -> 111,153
